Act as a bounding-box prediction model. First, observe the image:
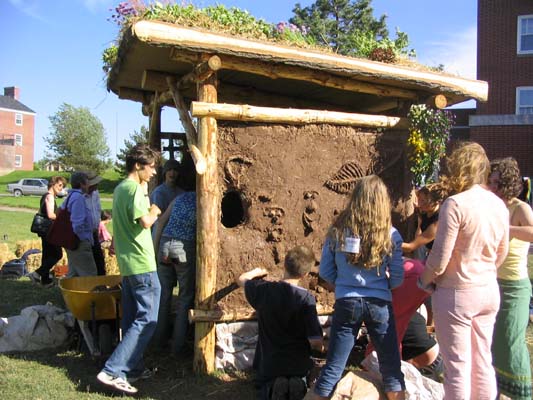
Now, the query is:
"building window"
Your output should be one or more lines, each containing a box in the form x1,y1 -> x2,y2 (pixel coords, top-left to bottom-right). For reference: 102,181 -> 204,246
14,155 -> 22,167
15,113 -> 22,126
518,15 -> 533,54
14,134 -> 22,146
516,87 -> 533,114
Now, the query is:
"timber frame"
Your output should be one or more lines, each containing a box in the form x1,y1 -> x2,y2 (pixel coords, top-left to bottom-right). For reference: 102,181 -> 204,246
107,20 -> 488,374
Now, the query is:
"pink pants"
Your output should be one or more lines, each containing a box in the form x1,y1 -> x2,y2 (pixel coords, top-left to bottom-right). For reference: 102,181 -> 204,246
433,281 -> 500,400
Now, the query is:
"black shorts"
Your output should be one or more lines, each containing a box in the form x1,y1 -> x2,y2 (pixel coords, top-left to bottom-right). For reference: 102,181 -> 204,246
401,312 -> 436,361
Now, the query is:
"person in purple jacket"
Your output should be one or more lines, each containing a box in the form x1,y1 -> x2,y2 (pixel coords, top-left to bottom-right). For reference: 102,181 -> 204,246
311,175 -> 405,400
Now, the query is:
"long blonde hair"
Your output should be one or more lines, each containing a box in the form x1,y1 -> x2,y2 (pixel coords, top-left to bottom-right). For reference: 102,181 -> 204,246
440,142 -> 490,195
328,175 -> 392,268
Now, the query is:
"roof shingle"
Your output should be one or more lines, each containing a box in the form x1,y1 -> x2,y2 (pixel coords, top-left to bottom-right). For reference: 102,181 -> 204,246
0,95 -> 35,113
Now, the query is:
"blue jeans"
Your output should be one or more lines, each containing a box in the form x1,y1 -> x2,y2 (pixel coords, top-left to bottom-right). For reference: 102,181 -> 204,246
152,238 -> 196,354
314,297 -> 405,396
102,271 -> 161,379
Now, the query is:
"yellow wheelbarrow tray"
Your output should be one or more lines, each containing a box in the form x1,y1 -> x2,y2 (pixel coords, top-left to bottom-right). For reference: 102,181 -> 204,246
59,275 -> 123,356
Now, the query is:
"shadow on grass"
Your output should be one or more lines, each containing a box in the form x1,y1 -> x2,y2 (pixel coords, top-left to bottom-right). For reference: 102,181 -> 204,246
2,344 -> 255,399
0,278 -> 65,317
1,279 -> 255,399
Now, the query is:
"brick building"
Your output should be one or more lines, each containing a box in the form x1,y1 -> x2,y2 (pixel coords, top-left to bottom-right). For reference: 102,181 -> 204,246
0,86 -> 36,173
470,0 -> 533,177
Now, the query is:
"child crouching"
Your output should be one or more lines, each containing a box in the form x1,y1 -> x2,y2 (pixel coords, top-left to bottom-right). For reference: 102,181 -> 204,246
237,245 -> 324,400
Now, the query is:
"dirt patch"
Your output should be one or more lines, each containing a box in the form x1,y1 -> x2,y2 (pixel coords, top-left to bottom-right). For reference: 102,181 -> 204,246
215,123 -> 414,311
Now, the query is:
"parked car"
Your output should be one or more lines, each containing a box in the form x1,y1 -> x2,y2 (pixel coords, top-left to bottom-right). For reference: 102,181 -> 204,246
6,178 -> 67,197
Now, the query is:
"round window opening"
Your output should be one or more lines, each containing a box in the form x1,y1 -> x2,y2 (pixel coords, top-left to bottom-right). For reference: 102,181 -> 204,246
221,190 -> 246,228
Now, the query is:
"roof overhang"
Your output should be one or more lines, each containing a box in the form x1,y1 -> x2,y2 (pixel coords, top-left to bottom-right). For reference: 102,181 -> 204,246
108,20 -> 487,113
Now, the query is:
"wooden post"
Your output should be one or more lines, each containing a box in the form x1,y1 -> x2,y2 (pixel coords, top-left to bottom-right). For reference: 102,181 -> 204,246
193,70 -> 219,374
148,99 -> 161,191
148,97 -> 161,151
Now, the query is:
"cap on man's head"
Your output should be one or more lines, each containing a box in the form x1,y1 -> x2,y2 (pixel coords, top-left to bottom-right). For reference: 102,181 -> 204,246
163,159 -> 180,175
86,171 -> 103,186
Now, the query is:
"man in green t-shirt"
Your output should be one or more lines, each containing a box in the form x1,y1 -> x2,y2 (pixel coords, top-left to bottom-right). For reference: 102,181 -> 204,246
97,144 -> 162,395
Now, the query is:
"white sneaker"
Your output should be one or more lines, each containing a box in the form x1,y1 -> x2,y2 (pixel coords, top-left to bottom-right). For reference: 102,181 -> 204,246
97,371 -> 138,394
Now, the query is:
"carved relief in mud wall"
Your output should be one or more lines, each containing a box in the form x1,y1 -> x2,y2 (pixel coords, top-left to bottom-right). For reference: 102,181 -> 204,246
216,123 -> 414,309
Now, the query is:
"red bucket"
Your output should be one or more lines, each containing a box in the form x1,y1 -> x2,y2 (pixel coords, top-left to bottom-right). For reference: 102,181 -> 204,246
54,264 -> 68,278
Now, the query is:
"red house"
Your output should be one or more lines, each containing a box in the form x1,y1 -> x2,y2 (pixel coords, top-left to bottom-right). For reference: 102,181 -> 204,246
0,86 -> 36,173
470,0 -> 533,177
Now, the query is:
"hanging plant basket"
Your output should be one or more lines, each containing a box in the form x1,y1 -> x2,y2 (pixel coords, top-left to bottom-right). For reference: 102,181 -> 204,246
407,104 -> 454,187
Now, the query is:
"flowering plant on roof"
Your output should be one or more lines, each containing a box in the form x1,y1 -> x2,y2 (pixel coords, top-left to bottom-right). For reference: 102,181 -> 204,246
407,104 -> 454,187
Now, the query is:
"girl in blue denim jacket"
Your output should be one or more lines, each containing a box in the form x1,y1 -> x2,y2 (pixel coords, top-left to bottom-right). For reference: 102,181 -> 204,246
311,175 -> 406,400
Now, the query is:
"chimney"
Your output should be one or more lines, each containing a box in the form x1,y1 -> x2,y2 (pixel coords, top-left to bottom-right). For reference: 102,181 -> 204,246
4,87 -> 20,101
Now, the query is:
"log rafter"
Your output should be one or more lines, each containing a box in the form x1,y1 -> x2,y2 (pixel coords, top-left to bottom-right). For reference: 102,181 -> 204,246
189,304 -> 334,323
191,101 -> 409,130
172,50 -> 420,101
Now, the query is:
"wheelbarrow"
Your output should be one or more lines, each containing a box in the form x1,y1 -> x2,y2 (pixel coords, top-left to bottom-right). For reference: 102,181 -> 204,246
59,275 -> 122,356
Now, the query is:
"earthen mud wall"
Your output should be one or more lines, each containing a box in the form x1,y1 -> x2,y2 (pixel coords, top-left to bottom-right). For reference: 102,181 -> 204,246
215,122 -> 414,310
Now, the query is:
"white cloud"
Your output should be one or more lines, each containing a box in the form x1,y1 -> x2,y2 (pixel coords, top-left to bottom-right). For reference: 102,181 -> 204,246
81,0 -> 112,13
420,25 -> 477,79
8,0 -> 48,23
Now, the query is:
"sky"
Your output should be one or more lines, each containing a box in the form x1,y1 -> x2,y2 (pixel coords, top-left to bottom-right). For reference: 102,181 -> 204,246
1,0 -> 478,161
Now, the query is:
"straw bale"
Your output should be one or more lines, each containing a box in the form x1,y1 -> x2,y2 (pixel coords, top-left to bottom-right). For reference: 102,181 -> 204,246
15,240 -> 42,257
0,243 -> 16,267
103,248 -> 119,275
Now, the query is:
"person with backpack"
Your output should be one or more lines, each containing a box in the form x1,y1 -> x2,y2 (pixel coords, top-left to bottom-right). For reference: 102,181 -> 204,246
29,176 -> 67,287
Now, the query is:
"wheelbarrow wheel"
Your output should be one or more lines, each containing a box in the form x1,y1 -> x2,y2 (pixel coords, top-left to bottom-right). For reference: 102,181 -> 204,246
98,323 -> 113,355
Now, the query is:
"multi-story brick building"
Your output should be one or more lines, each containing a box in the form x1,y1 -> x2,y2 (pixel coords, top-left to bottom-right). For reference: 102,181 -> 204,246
0,86 -> 36,173
470,0 -> 533,177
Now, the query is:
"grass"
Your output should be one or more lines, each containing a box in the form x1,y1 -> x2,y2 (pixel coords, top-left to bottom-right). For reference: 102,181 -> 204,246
0,196 -> 113,211
0,210 -> 36,252
0,169 -> 122,197
0,274 -> 254,400
0,278 -> 65,317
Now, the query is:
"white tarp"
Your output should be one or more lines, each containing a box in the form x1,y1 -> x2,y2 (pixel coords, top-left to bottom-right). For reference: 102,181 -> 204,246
215,316 -> 331,370
0,303 -> 75,353
361,352 -> 444,400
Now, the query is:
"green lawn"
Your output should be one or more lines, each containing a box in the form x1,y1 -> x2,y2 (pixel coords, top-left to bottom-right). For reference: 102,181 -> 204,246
0,169 -> 121,197
0,196 -> 113,211
0,278 -> 253,400
0,210 -> 36,252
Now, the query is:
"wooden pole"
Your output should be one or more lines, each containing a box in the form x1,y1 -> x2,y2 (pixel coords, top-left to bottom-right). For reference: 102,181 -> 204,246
191,101 -> 409,130
189,304 -> 334,323
148,97 -> 161,151
193,70 -> 219,375
166,76 -> 207,175
426,94 -> 448,109
173,50 -> 418,101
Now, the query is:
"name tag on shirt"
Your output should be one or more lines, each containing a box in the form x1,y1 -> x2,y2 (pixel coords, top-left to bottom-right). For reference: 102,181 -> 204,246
343,236 -> 360,254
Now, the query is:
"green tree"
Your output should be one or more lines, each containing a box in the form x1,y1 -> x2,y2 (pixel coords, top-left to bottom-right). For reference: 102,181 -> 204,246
290,0 -> 387,54
114,125 -> 149,177
45,103 -> 111,173
290,0 -> 414,61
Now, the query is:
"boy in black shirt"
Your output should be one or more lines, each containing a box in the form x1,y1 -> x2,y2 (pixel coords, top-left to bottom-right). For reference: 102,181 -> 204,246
237,245 -> 324,400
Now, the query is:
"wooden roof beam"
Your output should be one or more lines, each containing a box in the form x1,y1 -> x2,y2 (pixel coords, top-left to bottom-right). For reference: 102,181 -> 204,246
190,101 -> 409,130
172,50 -> 419,101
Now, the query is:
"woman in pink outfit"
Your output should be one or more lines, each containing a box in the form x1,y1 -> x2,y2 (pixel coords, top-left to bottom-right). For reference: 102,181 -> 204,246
420,142 -> 509,400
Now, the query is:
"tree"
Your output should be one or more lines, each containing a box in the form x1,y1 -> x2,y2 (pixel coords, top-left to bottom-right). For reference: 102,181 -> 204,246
290,0 -> 414,61
114,125 -> 149,177
45,103 -> 111,173
291,0 -> 386,53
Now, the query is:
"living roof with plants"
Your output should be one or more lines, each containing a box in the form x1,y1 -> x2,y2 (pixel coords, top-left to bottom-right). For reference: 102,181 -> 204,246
103,0 -> 418,74
103,0 -> 488,110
